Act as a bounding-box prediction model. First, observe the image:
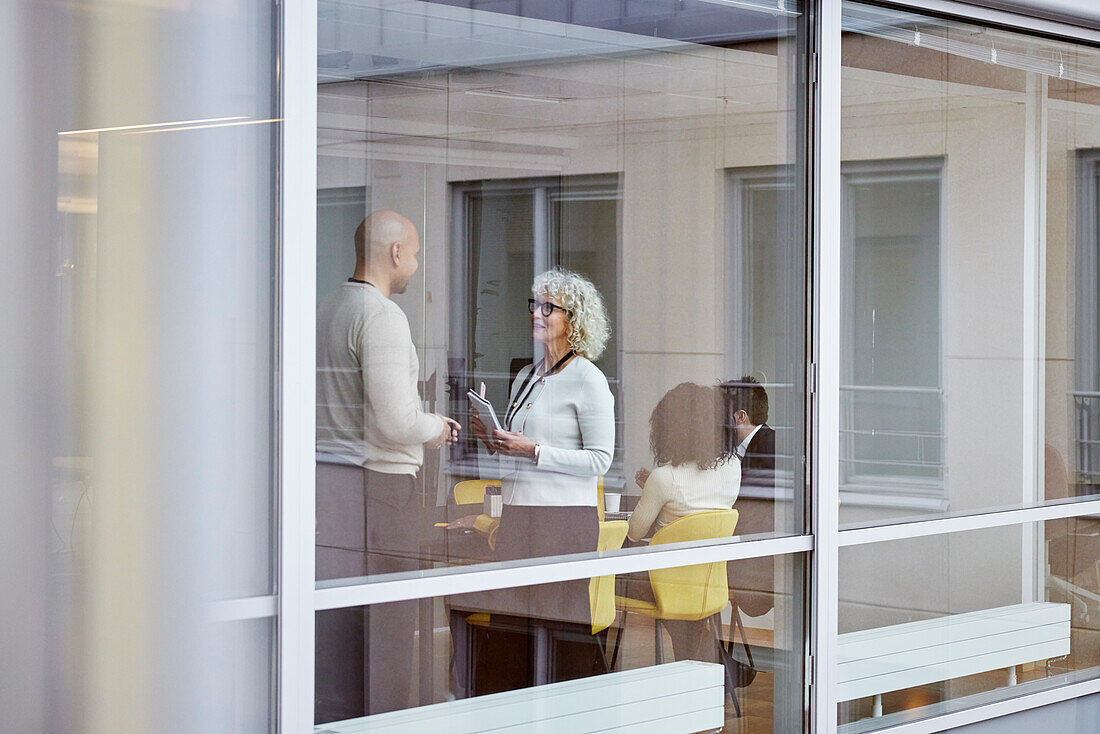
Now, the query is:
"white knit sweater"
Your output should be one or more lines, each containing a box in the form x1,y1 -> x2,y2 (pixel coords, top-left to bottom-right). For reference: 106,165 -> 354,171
495,356 -> 615,507
315,282 -> 443,474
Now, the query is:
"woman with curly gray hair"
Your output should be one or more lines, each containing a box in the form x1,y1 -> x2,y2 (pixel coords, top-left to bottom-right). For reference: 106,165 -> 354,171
460,268 -> 615,682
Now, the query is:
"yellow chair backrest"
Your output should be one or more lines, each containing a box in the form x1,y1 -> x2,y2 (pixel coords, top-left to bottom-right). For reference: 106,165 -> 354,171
597,476 -> 605,522
453,479 -> 500,505
647,509 -> 738,621
589,520 -> 629,633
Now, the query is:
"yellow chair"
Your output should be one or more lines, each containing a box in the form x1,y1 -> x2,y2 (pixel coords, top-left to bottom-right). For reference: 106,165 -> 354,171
590,520 -> 629,634
611,509 -> 741,710
453,479 -> 501,505
597,476 -> 605,522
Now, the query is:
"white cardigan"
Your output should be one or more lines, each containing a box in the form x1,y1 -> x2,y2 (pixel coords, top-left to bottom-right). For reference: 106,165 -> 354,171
494,356 -> 615,507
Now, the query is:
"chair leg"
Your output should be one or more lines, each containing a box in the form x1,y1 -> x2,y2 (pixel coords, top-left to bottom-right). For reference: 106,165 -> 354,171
731,603 -> 756,670
608,614 -> 624,672
654,620 -> 665,664
595,628 -> 612,674
711,614 -> 742,718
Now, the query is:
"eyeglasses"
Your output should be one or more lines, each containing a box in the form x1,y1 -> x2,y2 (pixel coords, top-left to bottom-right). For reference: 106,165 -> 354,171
528,299 -> 570,318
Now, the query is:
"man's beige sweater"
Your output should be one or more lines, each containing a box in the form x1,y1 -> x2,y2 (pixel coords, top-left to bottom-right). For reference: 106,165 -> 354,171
316,282 -> 443,474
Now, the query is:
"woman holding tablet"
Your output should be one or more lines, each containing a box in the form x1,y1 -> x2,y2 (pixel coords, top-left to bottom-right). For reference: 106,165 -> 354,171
457,268 -> 614,687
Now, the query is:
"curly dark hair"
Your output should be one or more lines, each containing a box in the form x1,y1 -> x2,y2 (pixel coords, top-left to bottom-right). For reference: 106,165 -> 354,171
649,382 -> 733,471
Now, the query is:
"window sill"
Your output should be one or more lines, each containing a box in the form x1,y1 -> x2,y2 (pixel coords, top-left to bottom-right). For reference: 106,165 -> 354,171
840,489 -> 949,512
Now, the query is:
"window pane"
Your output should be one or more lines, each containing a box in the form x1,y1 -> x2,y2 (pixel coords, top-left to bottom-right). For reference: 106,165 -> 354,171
840,2 -> 1100,525
316,553 -> 805,732
315,0 -> 807,585
839,521 -> 1100,730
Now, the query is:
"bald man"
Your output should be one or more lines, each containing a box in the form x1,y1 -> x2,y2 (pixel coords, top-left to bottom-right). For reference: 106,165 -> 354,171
315,211 -> 459,721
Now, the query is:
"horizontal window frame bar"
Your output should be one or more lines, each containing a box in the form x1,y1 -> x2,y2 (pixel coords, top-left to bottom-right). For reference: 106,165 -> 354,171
838,496 -> 1100,546
867,0 -> 1100,42
313,534 -> 813,610
864,675 -> 1100,734
205,594 -> 278,623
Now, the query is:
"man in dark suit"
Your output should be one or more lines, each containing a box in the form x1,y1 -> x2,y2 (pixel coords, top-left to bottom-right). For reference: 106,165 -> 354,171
729,376 -> 775,487
723,376 -> 776,618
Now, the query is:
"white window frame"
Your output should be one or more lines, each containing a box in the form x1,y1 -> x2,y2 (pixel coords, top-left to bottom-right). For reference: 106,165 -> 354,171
1075,150 -> 1100,485
839,158 -> 947,511
281,2 -> 1100,734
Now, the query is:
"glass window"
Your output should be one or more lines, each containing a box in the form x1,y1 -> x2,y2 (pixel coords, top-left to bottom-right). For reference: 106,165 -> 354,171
315,0 -> 808,582
316,553 -> 806,730
839,520 -> 1100,730
313,0 -> 809,731
840,2 -> 1100,525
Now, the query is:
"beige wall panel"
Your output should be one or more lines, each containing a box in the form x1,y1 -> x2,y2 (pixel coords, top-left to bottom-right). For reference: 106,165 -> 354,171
943,104 -> 1028,360
317,152 -> 368,189
841,113 -> 947,163
944,357 -> 1026,512
721,123 -> 781,170
945,523 -> 1023,614
1046,360 -> 1075,474
620,135 -> 723,354
1045,140 -> 1072,362
840,524 -> 1021,633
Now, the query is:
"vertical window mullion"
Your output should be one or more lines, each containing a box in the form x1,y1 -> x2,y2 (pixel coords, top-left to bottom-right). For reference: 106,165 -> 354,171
279,0 -> 318,730
813,1 -> 843,732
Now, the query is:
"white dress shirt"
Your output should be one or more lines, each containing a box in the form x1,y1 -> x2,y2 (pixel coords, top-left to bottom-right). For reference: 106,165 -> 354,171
735,423 -> 764,460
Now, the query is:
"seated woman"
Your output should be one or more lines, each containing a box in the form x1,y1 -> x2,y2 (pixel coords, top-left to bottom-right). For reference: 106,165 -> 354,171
618,382 -> 740,663
627,382 -> 741,543
452,268 -> 615,693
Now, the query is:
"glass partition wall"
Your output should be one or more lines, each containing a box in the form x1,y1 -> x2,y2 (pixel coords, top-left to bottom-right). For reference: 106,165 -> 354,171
313,0 -> 809,731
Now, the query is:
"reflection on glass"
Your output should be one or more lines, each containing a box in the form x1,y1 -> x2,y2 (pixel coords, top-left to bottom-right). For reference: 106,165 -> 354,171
840,2 -> 1100,525
42,0 -> 280,728
315,0 -> 807,585
314,3 -> 808,725
316,554 -> 804,731
839,521 -> 1100,730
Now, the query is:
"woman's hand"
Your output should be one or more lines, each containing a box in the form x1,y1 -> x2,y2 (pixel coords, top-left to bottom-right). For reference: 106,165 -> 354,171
469,406 -> 496,452
634,467 -> 651,489
491,428 -> 537,461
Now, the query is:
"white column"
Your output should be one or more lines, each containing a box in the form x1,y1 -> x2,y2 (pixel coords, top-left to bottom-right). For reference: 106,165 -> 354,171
1021,71 -> 1048,604
280,0 -> 319,731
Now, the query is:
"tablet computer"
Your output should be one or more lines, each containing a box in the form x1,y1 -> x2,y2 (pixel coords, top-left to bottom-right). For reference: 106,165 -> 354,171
466,389 -> 504,432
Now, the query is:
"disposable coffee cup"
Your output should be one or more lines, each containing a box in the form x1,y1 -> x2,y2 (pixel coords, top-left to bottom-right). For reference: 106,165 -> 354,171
604,492 -> 621,514
484,486 -> 503,518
